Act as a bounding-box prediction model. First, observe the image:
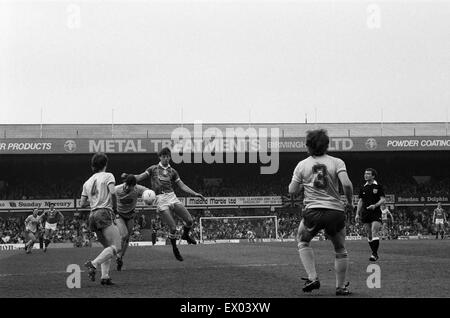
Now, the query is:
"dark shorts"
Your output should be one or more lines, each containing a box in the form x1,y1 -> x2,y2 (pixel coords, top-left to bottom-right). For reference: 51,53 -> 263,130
361,210 -> 382,224
302,208 -> 346,237
118,211 -> 135,233
117,210 -> 135,221
89,208 -> 114,232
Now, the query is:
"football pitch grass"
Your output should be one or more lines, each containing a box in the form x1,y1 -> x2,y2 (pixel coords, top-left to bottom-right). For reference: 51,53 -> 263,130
1,240 -> 449,298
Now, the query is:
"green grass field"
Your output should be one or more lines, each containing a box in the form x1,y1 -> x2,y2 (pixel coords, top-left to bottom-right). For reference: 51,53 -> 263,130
1,240 -> 449,298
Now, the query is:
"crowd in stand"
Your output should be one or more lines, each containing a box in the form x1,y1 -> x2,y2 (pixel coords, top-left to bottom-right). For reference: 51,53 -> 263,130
0,213 -> 146,245
1,173 -> 449,244
0,217 -> 23,244
0,204 -> 448,245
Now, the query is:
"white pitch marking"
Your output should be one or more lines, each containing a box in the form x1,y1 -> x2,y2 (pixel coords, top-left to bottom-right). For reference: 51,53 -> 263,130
0,263 -> 296,277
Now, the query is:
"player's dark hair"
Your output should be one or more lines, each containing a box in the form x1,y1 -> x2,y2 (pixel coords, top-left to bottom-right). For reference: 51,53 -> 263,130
125,174 -> 137,187
91,152 -> 108,173
158,147 -> 172,157
365,168 -> 377,178
50,203 -> 55,207
306,129 -> 329,156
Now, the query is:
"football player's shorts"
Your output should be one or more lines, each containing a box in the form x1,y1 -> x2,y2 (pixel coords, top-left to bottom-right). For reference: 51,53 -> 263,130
361,209 -> 382,224
89,208 -> 114,232
117,209 -> 135,221
155,192 -> 182,212
25,230 -> 37,241
435,219 -> 444,225
116,214 -> 135,235
302,208 -> 346,237
45,222 -> 57,231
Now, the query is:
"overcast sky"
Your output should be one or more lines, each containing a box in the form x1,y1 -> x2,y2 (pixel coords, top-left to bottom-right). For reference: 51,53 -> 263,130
0,0 -> 449,124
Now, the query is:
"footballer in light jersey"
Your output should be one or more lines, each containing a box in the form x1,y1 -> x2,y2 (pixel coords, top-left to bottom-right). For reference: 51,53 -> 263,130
380,204 -> 394,239
114,175 -> 149,271
433,202 -> 447,239
80,153 -> 122,285
289,129 -> 354,296
24,209 -> 42,254
41,203 -> 64,252
122,147 -> 205,262
246,230 -> 256,243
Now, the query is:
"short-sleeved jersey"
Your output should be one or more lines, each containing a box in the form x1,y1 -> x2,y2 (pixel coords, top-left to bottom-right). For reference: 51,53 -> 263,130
115,184 -> 148,214
434,208 -> 445,220
81,172 -> 116,211
359,181 -> 385,214
291,154 -> 347,212
25,214 -> 41,233
381,208 -> 390,221
45,209 -> 62,224
145,163 -> 181,195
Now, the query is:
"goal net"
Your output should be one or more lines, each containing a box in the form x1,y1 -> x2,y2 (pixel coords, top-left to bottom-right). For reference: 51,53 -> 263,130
199,215 -> 278,242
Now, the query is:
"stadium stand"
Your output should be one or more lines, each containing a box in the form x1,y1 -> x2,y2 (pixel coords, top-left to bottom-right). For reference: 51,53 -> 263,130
1,122 -> 449,138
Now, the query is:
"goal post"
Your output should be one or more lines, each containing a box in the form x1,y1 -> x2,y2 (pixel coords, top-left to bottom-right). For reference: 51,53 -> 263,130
199,215 -> 278,243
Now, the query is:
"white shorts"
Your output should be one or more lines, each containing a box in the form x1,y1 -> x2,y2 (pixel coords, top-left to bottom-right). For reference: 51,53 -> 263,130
155,192 -> 181,212
45,222 -> 57,231
435,219 -> 444,225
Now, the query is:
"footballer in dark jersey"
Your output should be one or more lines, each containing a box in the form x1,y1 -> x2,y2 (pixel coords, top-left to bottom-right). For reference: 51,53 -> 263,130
122,147 -> 205,261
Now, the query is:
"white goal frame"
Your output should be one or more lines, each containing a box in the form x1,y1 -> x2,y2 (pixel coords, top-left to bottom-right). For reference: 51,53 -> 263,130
199,215 -> 278,242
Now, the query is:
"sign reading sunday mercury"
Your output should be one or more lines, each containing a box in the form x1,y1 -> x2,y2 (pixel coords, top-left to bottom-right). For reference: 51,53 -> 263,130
0,199 -> 75,210
1,136 -> 450,154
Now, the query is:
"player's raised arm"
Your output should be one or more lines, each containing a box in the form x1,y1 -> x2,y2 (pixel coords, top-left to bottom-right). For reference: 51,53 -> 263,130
175,179 -> 205,201
58,210 -> 65,223
121,172 -> 149,183
388,210 -> 394,223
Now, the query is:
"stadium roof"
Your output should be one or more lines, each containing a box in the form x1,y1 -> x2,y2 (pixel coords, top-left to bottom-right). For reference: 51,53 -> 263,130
0,122 -> 448,138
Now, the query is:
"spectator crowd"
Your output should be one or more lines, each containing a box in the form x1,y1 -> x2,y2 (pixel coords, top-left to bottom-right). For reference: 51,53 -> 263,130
1,172 -> 449,245
1,204 -> 448,246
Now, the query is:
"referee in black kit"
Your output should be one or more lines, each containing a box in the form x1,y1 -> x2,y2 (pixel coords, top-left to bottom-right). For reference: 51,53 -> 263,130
355,168 -> 386,261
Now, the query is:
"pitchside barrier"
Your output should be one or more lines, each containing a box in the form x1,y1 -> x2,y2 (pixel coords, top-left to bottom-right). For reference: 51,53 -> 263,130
3,195 -> 450,213
1,235 -> 443,251
13,194 -> 450,212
